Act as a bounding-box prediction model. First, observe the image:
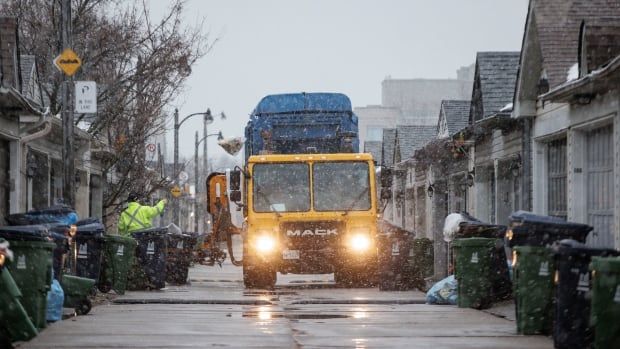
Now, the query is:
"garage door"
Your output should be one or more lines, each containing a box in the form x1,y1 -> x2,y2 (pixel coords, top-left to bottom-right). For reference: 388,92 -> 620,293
586,125 -> 614,247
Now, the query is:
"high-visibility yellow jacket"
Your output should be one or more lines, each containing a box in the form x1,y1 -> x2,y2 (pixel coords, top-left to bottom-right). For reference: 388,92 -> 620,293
118,200 -> 166,236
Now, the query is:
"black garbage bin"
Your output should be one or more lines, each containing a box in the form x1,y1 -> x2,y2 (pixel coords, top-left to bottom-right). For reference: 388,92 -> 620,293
166,233 -> 197,285
70,223 -> 105,283
552,239 -> 620,349
132,227 -> 167,290
377,224 -> 414,291
507,211 -> 592,248
49,230 -> 69,280
454,220 -> 512,301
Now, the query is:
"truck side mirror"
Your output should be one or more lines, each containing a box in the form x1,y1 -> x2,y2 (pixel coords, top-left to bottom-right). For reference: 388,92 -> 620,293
230,170 -> 241,191
230,190 -> 242,203
381,168 -> 393,188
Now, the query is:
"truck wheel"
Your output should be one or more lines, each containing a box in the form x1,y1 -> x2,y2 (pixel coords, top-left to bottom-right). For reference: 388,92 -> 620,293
243,264 -> 276,289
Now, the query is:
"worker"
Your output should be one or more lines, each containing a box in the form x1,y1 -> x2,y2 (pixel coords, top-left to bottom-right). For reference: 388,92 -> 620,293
118,192 -> 167,236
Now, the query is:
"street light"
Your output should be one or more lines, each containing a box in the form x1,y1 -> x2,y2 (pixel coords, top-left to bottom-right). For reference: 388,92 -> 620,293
173,108 -> 224,226
194,130 -> 223,232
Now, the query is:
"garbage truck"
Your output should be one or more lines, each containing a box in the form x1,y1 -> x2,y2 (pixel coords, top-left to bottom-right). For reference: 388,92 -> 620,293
209,92 -> 379,289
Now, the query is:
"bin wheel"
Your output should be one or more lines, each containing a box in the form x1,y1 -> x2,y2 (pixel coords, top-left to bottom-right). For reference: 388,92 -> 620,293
76,299 -> 92,315
98,282 -> 112,293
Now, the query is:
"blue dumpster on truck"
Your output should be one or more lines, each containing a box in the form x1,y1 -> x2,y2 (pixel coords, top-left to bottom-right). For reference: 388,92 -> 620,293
244,92 -> 359,159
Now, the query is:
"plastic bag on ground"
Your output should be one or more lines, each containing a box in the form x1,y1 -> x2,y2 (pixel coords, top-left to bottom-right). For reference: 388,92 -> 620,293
46,270 -> 64,322
426,275 -> 458,305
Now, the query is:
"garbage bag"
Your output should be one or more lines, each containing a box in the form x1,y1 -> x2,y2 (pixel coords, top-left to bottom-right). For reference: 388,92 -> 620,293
46,271 -> 64,322
167,223 -> 182,235
0,239 -> 14,264
426,275 -> 458,305
218,137 -> 244,156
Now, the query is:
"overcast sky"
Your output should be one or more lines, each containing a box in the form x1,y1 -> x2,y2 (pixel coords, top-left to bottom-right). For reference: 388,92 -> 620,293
148,0 -> 529,163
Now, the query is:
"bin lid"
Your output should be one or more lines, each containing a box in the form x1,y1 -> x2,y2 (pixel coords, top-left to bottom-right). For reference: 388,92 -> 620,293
43,223 -> 70,235
131,227 -> 168,239
553,239 -> 620,258
49,232 -> 68,243
452,237 -> 496,247
457,222 -> 507,238
103,233 -> 137,245
0,225 -> 51,241
509,211 -> 593,232
76,223 -> 105,236
590,256 -> 620,273
513,245 -> 552,254
76,217 -> 102,226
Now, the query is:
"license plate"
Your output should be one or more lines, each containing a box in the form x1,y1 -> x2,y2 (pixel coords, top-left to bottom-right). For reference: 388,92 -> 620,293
282,250 -> 300,259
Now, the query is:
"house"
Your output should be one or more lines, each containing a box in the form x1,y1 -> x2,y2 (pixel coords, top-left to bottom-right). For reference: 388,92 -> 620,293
438,100 -> 471,215
0,17 -> 106,225
467,51 -> 522,225
513,0 -> 620,248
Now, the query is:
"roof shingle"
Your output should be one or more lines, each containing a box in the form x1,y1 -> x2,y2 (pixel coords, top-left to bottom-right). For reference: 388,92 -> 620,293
363,141 -> 382,164
533,0 -> 620,89
440,100 -> 470,136
396,125 -> 437,161
381,128 -> 397,167
475,52 -> 520,119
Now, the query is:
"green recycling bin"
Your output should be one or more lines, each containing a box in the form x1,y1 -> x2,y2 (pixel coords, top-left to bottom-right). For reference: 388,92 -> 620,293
512,245 -> 555,335
99,234 -> 137,294
61,274 -> 95,315
453,238 -> 495,309
590,256 -> 620,349
0,225 -> 55,330
0,242 -> 38,343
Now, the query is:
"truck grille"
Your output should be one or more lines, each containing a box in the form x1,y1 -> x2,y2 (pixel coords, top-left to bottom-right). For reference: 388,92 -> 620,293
280,221 -> 343,250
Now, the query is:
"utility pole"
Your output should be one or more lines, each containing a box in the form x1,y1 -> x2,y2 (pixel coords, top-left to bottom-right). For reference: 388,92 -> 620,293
195,131 -> 203,233
173,108 -> 179,225
202,112 -> 208,233
60,0 -> 75,207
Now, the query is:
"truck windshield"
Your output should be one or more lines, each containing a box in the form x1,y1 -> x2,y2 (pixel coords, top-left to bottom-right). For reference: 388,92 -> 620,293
313,162 -> 371,211
252,163 -> 310,212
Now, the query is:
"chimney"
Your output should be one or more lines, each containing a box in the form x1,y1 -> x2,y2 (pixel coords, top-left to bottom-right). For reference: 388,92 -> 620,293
0,17 -> 21,90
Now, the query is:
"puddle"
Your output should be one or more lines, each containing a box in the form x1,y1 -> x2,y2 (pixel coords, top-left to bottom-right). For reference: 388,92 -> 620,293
242,311 -> 350,320
243,290 -> 298,296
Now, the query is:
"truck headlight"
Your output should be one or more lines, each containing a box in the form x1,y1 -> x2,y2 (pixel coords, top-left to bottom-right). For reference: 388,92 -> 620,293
255,235 -> 276,253
348,228 -> 372,252
350,234 -> 371,251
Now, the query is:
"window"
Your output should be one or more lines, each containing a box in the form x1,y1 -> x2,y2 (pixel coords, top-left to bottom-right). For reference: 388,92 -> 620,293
547,138 -> 567,219
313,162 -> 371,211
252,163 -> 310,212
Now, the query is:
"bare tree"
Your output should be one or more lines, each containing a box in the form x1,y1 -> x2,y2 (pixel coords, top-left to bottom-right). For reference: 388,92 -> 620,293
2,0 -> 215,224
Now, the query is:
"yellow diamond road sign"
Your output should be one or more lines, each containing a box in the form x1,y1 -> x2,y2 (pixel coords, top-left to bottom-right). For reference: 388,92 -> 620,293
54,48 -> 82,76
171,185 -> 182,198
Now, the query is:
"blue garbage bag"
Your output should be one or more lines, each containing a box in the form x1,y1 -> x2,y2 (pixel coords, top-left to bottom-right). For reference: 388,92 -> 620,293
46,271 -> 65,322
426,275 -> 457,305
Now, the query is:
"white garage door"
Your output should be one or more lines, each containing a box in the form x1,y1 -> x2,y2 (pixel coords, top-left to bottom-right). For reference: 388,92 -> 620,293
586,125 -> 614,247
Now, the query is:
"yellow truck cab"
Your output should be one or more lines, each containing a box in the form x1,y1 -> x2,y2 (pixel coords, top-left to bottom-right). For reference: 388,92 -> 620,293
230,153 -> 378,288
